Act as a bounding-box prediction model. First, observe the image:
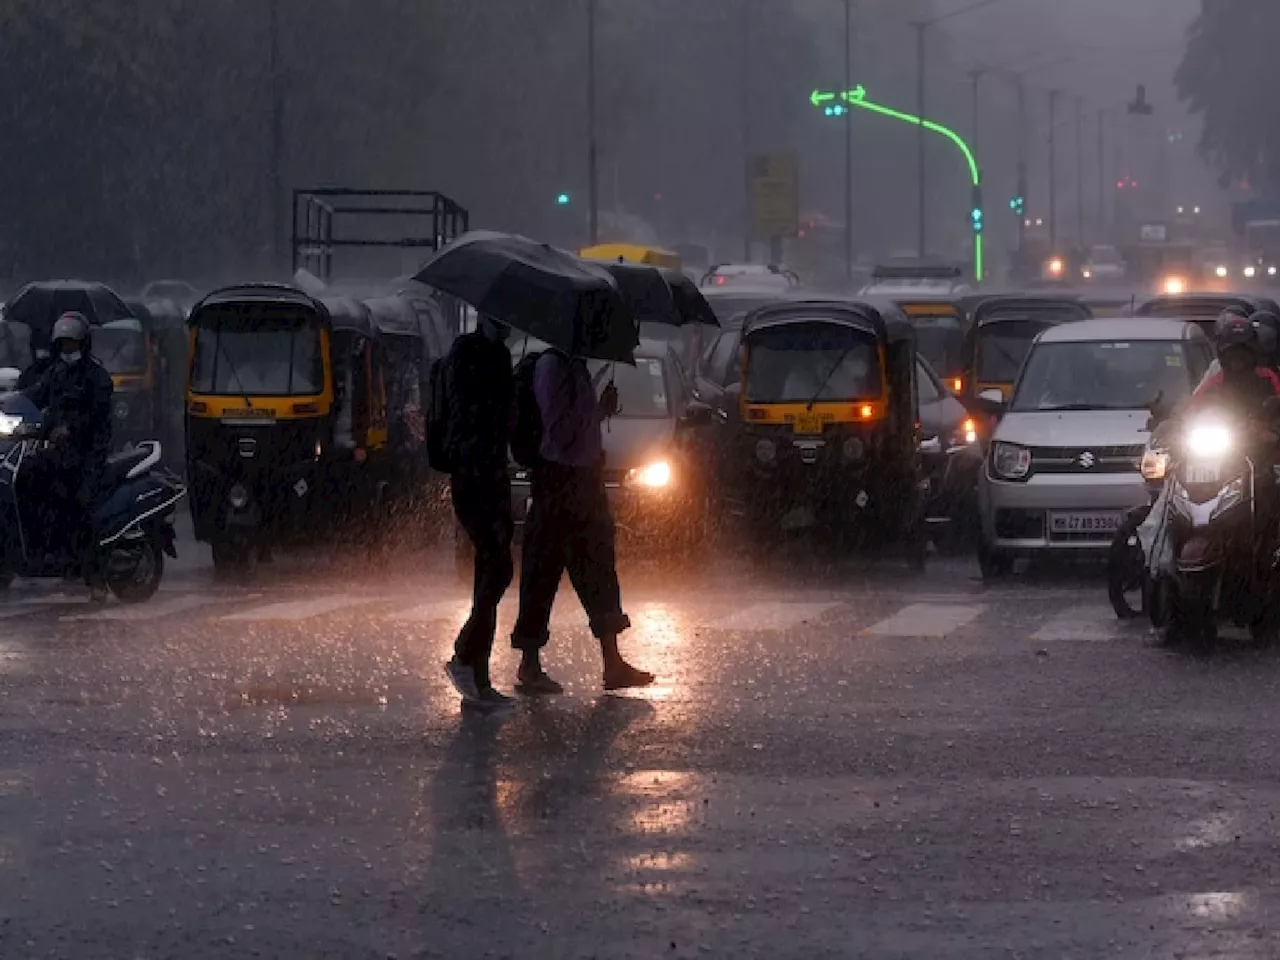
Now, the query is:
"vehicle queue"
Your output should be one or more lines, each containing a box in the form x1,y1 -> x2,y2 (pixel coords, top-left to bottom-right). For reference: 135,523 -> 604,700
3,236 -> 1280,645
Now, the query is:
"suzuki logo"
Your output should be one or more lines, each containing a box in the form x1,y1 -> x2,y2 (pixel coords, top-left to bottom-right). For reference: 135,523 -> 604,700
1078,451 -> 1096,469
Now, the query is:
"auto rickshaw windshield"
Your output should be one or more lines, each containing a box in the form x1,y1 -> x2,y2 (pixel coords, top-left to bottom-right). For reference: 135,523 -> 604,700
96,319 -> 148,375
976,318 -> 1057,382
746,322 -> 881,404
910,313 -> 964,377
190,305 -> 324,396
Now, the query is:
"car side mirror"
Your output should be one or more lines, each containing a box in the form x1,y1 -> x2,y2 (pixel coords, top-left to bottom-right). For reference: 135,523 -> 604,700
971,389 -> 1006,418
679,401 -> 714,428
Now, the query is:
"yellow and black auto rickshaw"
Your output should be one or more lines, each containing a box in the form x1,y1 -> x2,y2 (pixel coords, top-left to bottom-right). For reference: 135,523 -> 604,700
957,295 -> 1092,403
895,297 -> 969,393
186,284 -> 391,573
110,298 -> 188,452
726,299 -> 927,560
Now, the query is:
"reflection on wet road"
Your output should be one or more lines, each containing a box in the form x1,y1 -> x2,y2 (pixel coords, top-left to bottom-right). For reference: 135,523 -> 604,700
3,544 -> 1280,957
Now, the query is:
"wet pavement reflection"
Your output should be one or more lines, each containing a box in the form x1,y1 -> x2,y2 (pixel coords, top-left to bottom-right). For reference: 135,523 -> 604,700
3,539 -> 1280,957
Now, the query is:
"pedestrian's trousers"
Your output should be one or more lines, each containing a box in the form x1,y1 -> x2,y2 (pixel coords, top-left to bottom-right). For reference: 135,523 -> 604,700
451,471 -> 514,688
512,462 -> 630,651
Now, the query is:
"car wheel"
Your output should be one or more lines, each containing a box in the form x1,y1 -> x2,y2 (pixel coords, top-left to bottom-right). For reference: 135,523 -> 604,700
978,538 -> 1013,580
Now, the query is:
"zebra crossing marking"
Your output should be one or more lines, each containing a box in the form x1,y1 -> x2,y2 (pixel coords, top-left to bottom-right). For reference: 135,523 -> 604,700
220,594 -> 379,622
708,601 -> 843,632
61,593 -> 216,623
1031,604 -> 1126,642
862,603 -> 984,639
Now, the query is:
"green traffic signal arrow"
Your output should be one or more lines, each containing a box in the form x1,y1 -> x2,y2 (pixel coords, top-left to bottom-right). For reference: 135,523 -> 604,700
810,90 -> 836,107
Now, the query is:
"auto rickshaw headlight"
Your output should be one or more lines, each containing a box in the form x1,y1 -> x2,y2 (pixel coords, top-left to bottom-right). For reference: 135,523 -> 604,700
951,418 -> 978,447
991,441 -> 1032,480
113,399 -> 129,421
842,437 -> 865,462
755,439 -> 777,463
228,484 -> 250,510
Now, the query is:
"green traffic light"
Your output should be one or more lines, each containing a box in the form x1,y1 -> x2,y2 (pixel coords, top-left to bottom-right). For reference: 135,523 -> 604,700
809,85 -> 983,280
556,193 -> 571,205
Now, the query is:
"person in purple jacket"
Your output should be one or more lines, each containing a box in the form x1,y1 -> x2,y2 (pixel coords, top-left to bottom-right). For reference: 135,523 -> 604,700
510,348 -> 655,694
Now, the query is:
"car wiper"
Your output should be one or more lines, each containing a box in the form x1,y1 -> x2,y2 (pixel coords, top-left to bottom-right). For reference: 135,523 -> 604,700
806,347 -> 855,411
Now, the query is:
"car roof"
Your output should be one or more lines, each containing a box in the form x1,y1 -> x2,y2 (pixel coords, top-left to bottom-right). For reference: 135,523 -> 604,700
1036,318 -> 1205,343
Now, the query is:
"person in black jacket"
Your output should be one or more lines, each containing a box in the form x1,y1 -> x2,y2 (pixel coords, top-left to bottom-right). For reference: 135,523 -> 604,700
22,312 -> 114,602
442,316 -> 517,710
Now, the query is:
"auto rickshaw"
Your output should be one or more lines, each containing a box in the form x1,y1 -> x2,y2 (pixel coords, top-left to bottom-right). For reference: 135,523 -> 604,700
957,296 -> 1092,403
895,297 -> 969,393
1134,293 -> 1280,342
185,284 -> 387,573
724,299 -> 926,560
580,243 -> 682,271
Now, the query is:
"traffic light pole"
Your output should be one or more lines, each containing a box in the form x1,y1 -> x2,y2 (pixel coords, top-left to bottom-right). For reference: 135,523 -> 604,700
844,0 -> 854,281
1048,89 -> 1059,249
1076,95 -> 1086,248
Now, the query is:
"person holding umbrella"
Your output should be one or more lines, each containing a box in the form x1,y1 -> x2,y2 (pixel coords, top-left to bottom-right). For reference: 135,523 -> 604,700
416,232 -> 653,694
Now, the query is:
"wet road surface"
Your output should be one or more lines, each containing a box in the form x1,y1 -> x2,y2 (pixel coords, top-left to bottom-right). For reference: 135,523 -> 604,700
3,529 -> 1280,958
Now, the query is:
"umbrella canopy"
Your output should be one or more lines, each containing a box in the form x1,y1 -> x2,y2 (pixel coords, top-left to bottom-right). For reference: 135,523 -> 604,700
661,268 -> 719,327
414,231 -> 638,363
6,280 -> 134,347
601,262 -> 721,330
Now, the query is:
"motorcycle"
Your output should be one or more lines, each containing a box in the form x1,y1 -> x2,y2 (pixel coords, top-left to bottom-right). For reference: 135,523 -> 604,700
1151,401 -> 1280,648
0,392 -> 185,601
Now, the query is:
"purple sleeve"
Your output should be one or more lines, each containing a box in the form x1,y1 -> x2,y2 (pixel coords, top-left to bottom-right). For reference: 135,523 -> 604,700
533,353 -> 560,422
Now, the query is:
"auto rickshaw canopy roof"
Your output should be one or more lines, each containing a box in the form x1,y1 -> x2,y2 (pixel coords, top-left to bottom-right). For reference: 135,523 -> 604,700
191,283 -> 330,324
579,243 -> 682,270
1135,292 -> 1280,318
741,298 -> 915,344
957,294 -> 1092,328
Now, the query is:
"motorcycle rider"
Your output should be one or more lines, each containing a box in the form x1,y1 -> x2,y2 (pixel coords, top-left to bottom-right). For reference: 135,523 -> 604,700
1192,311 -> 1280,407
21,312 -> 114,601
1252,310 -> 1280,374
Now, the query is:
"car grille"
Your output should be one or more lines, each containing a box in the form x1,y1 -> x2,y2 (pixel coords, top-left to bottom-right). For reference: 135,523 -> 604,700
1030,444 -> 1143,475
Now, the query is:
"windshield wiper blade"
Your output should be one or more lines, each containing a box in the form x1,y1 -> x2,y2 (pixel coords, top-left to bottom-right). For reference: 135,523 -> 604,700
806,347 -> 855,411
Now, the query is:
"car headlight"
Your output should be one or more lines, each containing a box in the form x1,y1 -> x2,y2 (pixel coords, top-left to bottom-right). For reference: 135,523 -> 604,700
1186,421 -> 1231,458
0,413 -> 22,436
1270,266 -> 1278,277
991,441 -> 1031,480
630,460 -> 672,488
1140,449 -> 1169,481
1215,265 -> 1229,278
1162,275 -> 1187,295
1047,258 -> 1065,276
1082,267 -> 1093,279
227,483 -> 250,509
1245,265 -> 1258,279
755,439 -> 776,463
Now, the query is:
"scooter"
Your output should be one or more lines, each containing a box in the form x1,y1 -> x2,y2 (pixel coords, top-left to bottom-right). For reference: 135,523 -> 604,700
0,392 -> 185,601
1155,403 -> 1280,649
1107,416 -> 1173,619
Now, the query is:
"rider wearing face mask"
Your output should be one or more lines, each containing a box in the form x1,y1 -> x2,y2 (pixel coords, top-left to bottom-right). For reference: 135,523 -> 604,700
21,312 -> 114,601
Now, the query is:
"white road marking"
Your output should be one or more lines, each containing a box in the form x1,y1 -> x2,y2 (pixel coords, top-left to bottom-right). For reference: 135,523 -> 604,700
220,594 -> 376,622
1032,605 -> 1125,642
60,593 -> 215,623
708,602 -> 842,632
862,603 -> 984,638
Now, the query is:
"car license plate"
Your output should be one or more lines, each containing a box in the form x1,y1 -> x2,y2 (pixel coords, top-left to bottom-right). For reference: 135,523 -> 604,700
1049,512 -> 1120,534
794,412 -> 824,435
1186,463 -> 1220,484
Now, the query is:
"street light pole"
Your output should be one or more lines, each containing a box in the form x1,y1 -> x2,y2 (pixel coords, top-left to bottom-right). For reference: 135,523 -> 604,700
1048,89 -> 1059,249
969,68 -> 984,154
915,21 -> 927,256
844,0 -> 854,279
268,0 -> 283,270
587,0 -> 599,246
1097,109 -> 1107,241
1016,78 -> 1027,254
742,0 -> 753,261
1075,95 -> 1085,248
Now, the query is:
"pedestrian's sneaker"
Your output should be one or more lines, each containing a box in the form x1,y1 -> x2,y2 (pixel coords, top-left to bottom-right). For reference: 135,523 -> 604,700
444,657 -> 481,704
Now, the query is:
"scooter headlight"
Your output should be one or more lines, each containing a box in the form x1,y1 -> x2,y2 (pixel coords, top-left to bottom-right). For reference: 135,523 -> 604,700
1186,421 -> 1232,458
0,413 -> 22,436
227,484 -> 250,510
1140,449 -> 1169,481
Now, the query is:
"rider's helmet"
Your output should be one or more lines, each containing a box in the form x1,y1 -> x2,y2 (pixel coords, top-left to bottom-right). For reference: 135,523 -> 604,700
1253,310 -> 1280,367
1215,310 -> 1261,377
50,312 -> 90,349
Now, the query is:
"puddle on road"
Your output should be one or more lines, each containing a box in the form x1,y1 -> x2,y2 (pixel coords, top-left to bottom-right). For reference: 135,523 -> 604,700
228,682 -> 389,709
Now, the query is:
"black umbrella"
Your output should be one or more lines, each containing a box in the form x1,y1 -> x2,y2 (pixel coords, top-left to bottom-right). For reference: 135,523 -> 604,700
414,231 -> 638,363
601,262 -> 720,329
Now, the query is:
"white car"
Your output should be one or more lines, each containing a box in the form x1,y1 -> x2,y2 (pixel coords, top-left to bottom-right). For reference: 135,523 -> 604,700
700,263 -> 799,290
976,318 -> 1214,577
1081,245 -> 1126,283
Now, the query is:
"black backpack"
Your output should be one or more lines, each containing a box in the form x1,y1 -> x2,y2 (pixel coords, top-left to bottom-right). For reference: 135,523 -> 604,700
426,355 -> 454,474
510,351 -> 545,469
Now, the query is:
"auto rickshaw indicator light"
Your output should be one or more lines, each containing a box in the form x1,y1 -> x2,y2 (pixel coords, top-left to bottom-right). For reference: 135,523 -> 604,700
859,404 -> 874,420
952,378 -> 963,393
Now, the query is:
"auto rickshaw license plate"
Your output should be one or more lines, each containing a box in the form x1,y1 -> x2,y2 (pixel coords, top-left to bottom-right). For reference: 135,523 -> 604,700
794,412 -> 824,435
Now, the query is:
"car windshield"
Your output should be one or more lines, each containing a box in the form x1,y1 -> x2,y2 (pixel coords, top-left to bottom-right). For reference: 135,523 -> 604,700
976,319 -> 1058,382
588,357 -> 670,418
746,321 -> 881,403
1011,339 -> 1196,412
95,319 -> 148,374
910,313 -> 965,376
190,304 -> 324,396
